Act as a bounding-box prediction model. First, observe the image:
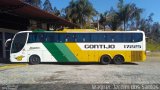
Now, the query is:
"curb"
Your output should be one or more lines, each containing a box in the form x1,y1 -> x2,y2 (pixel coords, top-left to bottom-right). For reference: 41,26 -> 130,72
0,64 -> 28,70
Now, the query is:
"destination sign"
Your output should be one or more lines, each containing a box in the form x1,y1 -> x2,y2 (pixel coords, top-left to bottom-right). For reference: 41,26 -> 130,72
77,43 -> 144,51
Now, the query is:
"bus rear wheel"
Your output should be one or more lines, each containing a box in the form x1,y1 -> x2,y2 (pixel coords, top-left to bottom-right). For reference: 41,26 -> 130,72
29,55 -> 41,65
100,55 -> 111,65
113,55 -> 124,65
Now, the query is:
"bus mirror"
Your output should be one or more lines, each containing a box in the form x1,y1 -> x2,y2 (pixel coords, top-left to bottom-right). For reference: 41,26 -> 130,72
5,38 -> 12,47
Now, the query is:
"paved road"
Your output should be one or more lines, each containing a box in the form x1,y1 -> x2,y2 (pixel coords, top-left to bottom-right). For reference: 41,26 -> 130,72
0,56 -> 160,84
0,56 -> 160,89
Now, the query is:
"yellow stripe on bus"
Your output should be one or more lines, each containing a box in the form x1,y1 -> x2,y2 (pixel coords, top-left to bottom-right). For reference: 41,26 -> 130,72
65,43 -> 146,62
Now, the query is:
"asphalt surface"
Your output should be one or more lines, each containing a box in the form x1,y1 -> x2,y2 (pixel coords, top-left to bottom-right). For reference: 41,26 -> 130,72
0,56 -> 160,89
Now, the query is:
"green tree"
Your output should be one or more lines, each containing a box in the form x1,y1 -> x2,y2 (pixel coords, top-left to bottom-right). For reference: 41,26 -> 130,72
99,0 -> 143,31
43,0 -> 53,13
65,0 -> 96,28
151,22 -> 160,42
65,0 -> 78,23
99,8 -> 121,31
99,13 -> 107,30
52,7 -> 61,16
117,0 -> 143,30
139,13 -> 154,34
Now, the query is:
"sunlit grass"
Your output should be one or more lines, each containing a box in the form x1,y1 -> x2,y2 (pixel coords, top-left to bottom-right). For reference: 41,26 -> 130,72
147,42 -> 160,51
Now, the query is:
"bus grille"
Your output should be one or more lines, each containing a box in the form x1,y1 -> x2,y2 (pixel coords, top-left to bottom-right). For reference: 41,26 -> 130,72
131,51 -> 142,62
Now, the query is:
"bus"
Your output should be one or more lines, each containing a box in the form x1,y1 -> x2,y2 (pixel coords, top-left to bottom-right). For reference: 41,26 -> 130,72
8,29 -> 146,65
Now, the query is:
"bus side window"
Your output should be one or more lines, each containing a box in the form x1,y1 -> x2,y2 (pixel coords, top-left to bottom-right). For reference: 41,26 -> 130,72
28,33 -> 37,43
59,33 -> 65,43
76,34 -> 82,42
112,38 -> 114,42
73,34 -> 77,42
100,34 -> 106,42
46,33 -> 54,42
91,33 -> 97,42
83,37 -> 85,42
47,33 -> 52,42
123,33 -> 132,42
114,33 -> 123,42
28,33 -> 32,43
106,33 -> 114,42
66,33 -> 75,42
132,33 -> 143,42
91,33 -> 105,42
54,33 -> 59,42
65,34 -> 69,42
37,33 -> 46,42
111,34 -> 115,42
83,33 -> 90,42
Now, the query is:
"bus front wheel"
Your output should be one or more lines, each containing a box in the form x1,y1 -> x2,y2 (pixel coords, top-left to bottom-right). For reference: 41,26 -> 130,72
29,55 -> 41,65
100,55 -> 111,65
113,55 -> 124,65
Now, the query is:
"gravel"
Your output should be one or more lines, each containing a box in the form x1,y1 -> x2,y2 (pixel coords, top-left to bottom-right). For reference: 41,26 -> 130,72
0,56 -> 160,85
0,57 -> 160,84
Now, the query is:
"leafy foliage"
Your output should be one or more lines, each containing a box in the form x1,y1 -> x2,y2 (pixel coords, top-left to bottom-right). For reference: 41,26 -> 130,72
22,0 -> 160,45
99,0 -> 143,31
52,7 -> 61,16
43,0 -> 53,13
65,0 -> 96,28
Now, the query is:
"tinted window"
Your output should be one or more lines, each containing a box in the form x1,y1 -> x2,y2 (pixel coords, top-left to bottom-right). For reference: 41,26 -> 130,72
27,32 -> 143,43
76,33 -> 91,42
28,33 -> 46,43
91,33 -> 106,42
67,33 -> 76,42
123,33 -> 132,42
105,33 -> 142,42
11,33 -> 27,53
106,33 -> 116,42
59,33 -> 65,42
105,33 -> 123,42
132,33 -> 143,42
46,33 -> 59,42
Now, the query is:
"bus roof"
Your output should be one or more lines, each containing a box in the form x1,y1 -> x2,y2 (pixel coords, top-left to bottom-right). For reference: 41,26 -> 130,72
18,29 -> 145,34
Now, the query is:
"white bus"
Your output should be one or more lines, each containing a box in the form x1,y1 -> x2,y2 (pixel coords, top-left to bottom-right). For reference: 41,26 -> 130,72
8,29 -> 146,65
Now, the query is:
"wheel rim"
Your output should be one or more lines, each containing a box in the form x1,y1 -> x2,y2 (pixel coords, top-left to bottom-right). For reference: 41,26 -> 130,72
114,56 -> 124,64
101,56 -> 111,64
33,57 -> 38,62
30,56 -> 40,64
103,57 -> 110,63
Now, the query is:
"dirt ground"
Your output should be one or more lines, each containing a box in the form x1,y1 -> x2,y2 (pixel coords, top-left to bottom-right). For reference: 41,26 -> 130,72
0,54 -> 160,89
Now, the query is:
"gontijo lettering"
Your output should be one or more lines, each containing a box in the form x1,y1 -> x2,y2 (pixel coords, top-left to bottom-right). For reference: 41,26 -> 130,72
84,44 -> 115,49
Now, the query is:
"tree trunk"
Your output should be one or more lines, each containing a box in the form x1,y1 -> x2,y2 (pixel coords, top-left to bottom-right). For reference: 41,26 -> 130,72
124,20 -> 126,31
103,25 -> 106,31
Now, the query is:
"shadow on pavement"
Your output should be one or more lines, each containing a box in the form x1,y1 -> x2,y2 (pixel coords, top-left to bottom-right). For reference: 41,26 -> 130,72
39,62 -> 139,65
122,62 -> 139,65
40,62 -> 100,65
0,59 -> 138,66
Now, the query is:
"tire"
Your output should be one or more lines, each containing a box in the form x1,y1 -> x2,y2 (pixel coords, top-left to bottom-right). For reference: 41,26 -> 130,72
113,55 -> 124,65
29,55 -> 41,65
100,55 -> 111,65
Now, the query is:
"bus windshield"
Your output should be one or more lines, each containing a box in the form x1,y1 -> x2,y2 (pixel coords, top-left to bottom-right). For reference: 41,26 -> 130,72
11,33 -> 27,53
